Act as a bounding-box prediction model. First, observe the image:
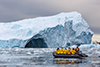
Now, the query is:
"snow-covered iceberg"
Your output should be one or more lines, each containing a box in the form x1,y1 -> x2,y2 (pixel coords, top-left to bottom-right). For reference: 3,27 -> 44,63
0,11 -> 93,48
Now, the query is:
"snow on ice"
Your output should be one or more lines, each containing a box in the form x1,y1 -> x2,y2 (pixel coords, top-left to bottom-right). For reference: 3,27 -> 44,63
0,11 -> 93,48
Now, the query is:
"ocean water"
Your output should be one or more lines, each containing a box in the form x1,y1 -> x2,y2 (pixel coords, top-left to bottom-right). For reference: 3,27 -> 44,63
0,48 -> 100,67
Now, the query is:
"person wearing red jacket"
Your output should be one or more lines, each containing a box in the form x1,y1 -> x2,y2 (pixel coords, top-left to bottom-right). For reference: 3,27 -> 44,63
76,46 -> 80,53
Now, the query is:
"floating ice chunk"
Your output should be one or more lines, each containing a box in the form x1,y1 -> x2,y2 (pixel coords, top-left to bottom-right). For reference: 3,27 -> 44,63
79,44 -> 100,49
79,44 -> 95,49
27,52 -> 31,55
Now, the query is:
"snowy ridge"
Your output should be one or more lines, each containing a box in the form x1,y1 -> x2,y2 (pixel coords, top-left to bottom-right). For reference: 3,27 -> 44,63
0,11 -> 89,40
0,11 -> 93,48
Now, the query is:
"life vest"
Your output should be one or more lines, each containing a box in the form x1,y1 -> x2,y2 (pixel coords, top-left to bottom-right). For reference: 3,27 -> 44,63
72,49 -> 76,54
63,49 -> 67,54
60,48 -> 64,54
76,48 -> 79,51
56,50 -> 60,54
67,49 -> 71,54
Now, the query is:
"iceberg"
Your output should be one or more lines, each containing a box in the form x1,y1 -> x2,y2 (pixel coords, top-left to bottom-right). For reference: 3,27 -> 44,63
0,11 -> 93,48
79,44 -> 100,49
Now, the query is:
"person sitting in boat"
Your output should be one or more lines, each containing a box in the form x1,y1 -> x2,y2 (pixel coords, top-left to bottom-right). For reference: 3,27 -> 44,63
67,47 -> 71,54
75,46 -> 80,53
60,48 -> 64,54
63,48 -> 67,54
72,48 -> 76,54
56,48 -> 60,54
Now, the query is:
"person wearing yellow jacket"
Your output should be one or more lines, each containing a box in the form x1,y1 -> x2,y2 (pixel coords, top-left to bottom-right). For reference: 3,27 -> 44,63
63,48 -> 67,54
67,48 -> 71,54
56,48 -> 60,54
72,48 -> 76,54
60,48 -> 64,54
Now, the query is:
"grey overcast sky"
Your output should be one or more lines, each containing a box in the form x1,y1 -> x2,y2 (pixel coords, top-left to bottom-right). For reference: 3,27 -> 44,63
0,0 -> 100,34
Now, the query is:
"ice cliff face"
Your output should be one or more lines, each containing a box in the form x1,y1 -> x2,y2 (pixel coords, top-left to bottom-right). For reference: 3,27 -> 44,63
0,11 -> 93,48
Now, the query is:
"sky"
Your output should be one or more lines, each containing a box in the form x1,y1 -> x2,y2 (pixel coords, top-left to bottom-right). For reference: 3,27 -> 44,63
0,0 -> 100,34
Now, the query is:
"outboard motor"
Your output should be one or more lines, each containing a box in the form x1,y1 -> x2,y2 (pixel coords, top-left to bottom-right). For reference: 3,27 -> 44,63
79,51 -> 82,55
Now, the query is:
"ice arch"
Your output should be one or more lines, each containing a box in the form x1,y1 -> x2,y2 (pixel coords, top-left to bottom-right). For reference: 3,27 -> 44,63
25,38 -> 48,48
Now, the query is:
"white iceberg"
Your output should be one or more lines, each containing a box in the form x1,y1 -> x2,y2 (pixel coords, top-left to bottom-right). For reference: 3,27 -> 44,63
0,11 -> 93,48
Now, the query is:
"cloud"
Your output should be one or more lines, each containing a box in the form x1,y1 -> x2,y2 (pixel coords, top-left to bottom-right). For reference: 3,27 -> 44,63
0,0 -> 100,33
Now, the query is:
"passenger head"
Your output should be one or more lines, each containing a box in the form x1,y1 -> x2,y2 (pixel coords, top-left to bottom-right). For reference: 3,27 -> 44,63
73,48 -> 74,50
57,48 -> 59,50
77,46 -> 78,48
69,47 -> 71,49
61,48 -> 63,49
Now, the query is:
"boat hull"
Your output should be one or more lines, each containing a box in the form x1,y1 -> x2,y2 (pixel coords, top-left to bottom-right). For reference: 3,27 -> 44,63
53,52 -> 88,58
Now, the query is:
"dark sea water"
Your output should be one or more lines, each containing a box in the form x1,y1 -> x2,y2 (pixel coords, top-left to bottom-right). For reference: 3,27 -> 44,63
0,48 -> 100,67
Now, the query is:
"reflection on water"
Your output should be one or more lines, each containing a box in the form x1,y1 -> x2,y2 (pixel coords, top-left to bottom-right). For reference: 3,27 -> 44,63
53,58 -> 89,65
54,60 -> 81,65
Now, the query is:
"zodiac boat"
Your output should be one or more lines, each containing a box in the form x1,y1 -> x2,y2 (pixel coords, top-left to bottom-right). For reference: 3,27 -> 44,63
53,52 -> 88,58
